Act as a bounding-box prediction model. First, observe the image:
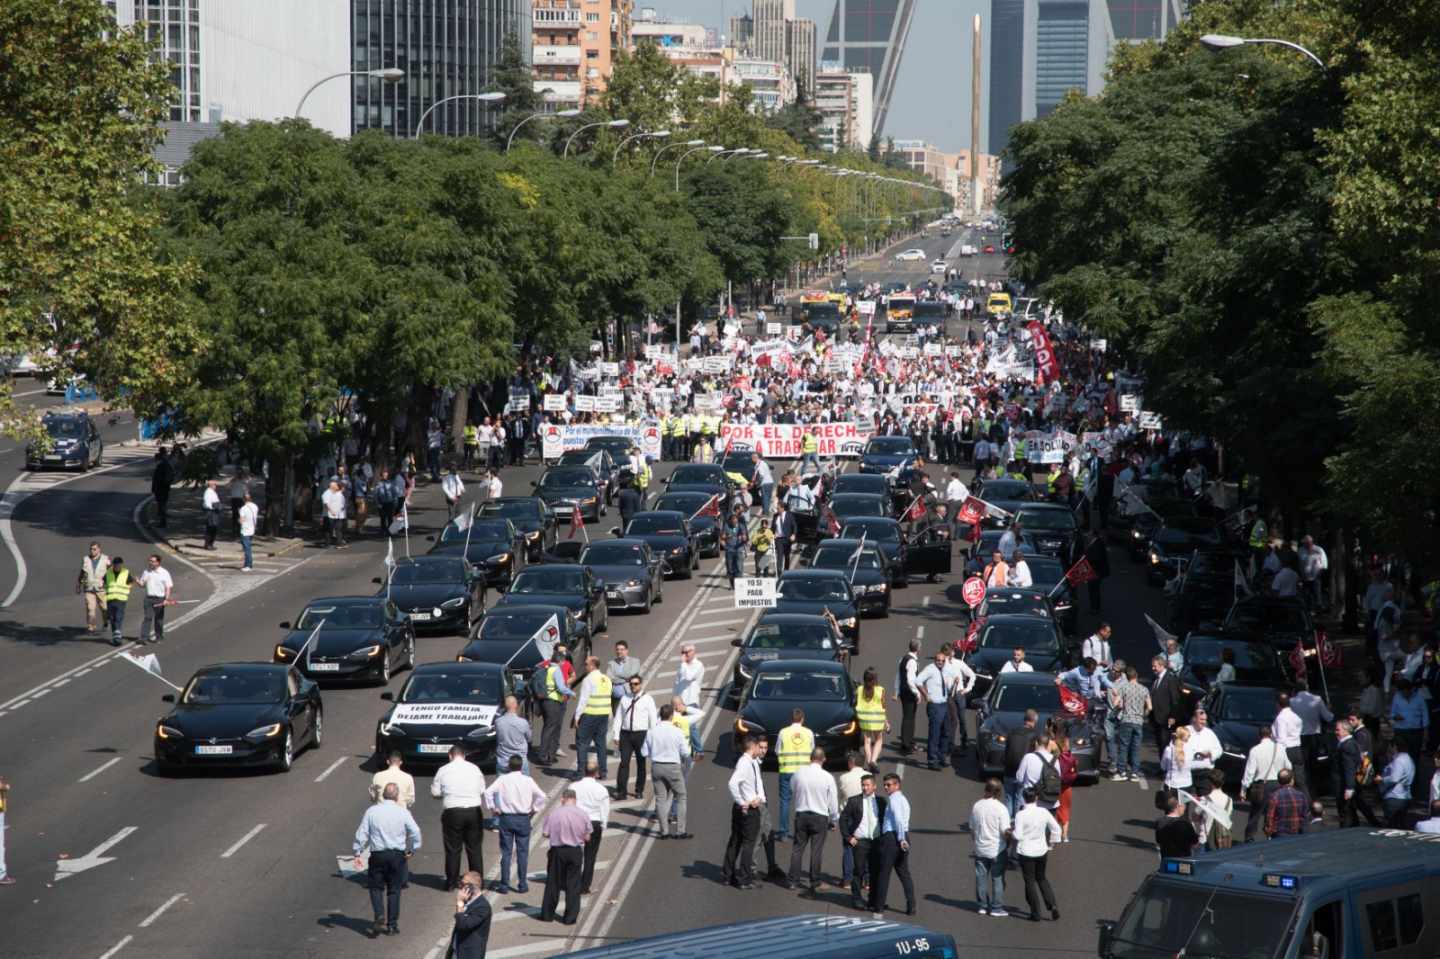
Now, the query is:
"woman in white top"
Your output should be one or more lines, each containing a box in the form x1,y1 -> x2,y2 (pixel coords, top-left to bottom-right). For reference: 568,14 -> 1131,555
1161,726 -> 1193,791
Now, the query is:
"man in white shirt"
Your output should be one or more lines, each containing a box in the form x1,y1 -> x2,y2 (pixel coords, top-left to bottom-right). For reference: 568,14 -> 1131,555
370,751 -> 416,808
722,735 -> 766,888
485,755 -> 548,894
1009,549 -> 1033,588
1289,681 -> 1333,794
1016,739 -> 1059,811
944,471 -> 970,539
321,479 -> 348,548
431,746 -> 486,892
786,748 -> 839,891
1000,648 -> 1034,673
997,523 -> 1021,565
201,479 -> 222,550
237,492 -> 259,572
673,646 -> 705,758
1272,692 -> 1307,793
1297,535 -> 1327,609
1011,787 -> 1062,921
137,554 -> 173,644
894,639 -> 921,755
1185,708 -> 1224,774
486,472 -> 503,500
1081,624 -> 1113,668
441,467 -> 464,519
642,703 -> 691,838
942,644 -> 978,750
572,760 -> 611,894
611,675 -> 657,801
969,778 -> 1012,917
1239,725 -> 1291,843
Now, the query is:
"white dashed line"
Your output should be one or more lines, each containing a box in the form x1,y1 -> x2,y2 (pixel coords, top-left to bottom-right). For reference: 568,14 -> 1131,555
31,688 -> 50,699
1136,776 -> 1149,790
313,756 -> 349,783
916,626 -> 925,640
78,756 -> 124,783
52,677 -> 71,688
219,824 -> 267,859
98,934 -> 133,959
923,595 -> 931,606
137,892 -> 186,927
687,634 -> 739,645
691,616 -> 748,628
75,668 -> 92,677
10,699 -> 29,709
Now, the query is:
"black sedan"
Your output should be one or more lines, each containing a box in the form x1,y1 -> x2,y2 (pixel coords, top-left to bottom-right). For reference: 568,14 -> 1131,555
1199,681 -> 1329,788
664,463 -> 737,513
580,539 -> 664,612
1023,555 -> 1077,636
831,472 -> 891,501
375,662 -> 512,770
858,436 -> 917,475
821,493 -> 891,542
975,672 -> 1098,780
806,539 -> 892,617
774,569 -> 861,649
557,448 -> 617,505
980,587 -> 1059,623
1013,503 -> 1083,563
734,659 -> 859,768
1221,595 -> 1322,663
964,529 -> 1041,574
495,565 -> 608,641
273,596 -> 415,684
731,613 -> 848,691
837,518 -> 909,584
583,434 -> 639,466
650,490 -> 721,557
612,511 -> 699,579
1145,517 -> 1221,586
965,614 -> 1071,699
477,497 -> 557,562
1176,634 -> 1290,722
155,663 -> 322,774
458,603 -> 587,681
974,478 -> 1039,527
1121,497 -> 1200,558
428,517 -> 527,588
379,556 -> 485,635
534,466 -> 605,523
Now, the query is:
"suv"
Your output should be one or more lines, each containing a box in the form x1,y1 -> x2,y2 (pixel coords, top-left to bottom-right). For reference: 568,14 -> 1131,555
26,409 -> 103,471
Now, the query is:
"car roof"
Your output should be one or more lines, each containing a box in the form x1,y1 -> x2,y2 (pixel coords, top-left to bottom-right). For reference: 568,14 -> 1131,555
193,662 -> 289,676
840,516 -> 899,526
515,564 -> 585,575
486,496 -> 542,506
484,603 -> 571,617
982,613 -> 1057,629
397,555 -> 463,566
756,612 -> 832,625
301,595 -> 384,607
830,492 -> 887,502
412,661 -> 504,676
584,538 -> 649,550
751,658 -> 847,674
985,587 -> 1048,600
780,569 -> 848,581
991,670 -> 1056,686
1015,503 -> 1071,514
632,510 -> 685,520
564,914 -> 954,959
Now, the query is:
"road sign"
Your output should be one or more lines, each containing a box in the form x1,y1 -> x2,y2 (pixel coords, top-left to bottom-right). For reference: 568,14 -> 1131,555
962,576 -> 986,608
734,577 -> 777,609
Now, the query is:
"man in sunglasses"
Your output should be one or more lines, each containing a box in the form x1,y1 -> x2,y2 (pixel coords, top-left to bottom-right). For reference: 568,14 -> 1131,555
612,674 -> 659,801
447,870 -> 492,959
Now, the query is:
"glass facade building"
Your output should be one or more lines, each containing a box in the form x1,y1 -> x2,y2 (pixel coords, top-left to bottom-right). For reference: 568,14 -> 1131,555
820,0 -> 916,139
1034,2 -> 1088,116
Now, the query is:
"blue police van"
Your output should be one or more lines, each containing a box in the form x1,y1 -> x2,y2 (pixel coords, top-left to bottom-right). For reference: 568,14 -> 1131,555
1100,829 -> 1440,958
566,913 -> 957,958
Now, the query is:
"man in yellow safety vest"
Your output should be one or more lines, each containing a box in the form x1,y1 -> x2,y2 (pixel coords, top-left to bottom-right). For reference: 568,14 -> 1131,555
774,708 -> 815,842
572,656 -> 612,779
102,556 -> 135,647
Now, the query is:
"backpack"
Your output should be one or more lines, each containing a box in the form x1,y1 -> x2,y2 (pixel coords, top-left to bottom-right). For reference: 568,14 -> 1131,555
1038,753 -> 1062,804
528,663 -> 552,701
1355,751 -> 1377,787
1059,751 -> 1079,787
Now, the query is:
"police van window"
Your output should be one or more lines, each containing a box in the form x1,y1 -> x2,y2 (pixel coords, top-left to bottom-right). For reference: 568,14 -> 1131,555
1301,901 -> 1343,959
1366,900 -> 1399,952
1395,894 -> 1423,947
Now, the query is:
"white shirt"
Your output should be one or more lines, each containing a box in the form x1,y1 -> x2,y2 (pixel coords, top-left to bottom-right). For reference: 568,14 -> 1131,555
942,657 -> 976,697
641,722 -> 690,764
1012,804 -> 1061,857
968,796 -> 1011,859
674,657 -> 704,707
790,763 -> 839,821
430,757 -> 485,809
441,474 -> 465,500
322,488 -> 346,519
836,766 -> 866,805
1161,744 -> 1193,789
202,487 -> 220,511
571,776 -> 611,826
753,459 -> 773,486
1009,560 -> 1033,588
573,670 -> 610,716
1186,725 -> 1224,770
1016,749 -> 1052,792
1271,567 -> 1299,597
487,475 -> 502,499
1298,545 -> 1327,581
369,765 -> 417,807
944,478 -> 969,502
1000,660 -> 1034,674
1290,691 -> 1333,736
728,753 -> 766,806
140,566 -> 173,599
896,653 -> 919,697
853,792 -> 882,841
611,691 -> 659,737
1081,635 -> 1113,666
238,501 -> 259,537
1273,706 -> 1303,748
1240,738 -> 1291,790
998,530 -> 1018,560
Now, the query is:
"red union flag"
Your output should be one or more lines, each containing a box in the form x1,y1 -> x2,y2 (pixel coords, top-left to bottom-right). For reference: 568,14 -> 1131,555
1064,557 -> 1099,586
906,497 -> 927,521
826,510 -> 842,537
957,496 -> 986,526
692,494 -> 721,520
1058,684 -> 1089,718
568,504 -> 585,538
1027,320 -> 1061,384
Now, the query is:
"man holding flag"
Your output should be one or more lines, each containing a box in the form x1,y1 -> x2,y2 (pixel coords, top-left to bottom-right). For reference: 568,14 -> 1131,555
1080,532 -> 1110,612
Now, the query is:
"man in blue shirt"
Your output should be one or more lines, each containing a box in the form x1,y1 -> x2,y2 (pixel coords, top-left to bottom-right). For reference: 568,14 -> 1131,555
1389,678 -> 1429,772
353,783 -> 423,938
1380,742 -> 1416,827
867,772 -> 915,917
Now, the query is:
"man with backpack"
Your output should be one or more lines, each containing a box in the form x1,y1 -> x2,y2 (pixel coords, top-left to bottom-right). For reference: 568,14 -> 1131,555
1016,735 -> 1063,814
531,649 -> 574,767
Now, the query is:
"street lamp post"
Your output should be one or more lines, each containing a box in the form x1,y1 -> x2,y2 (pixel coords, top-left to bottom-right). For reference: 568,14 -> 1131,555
718,148 -> 753,163
296,67 -> 403,119
412,91 -> 506,139
563,118 -> 631,159
650,139 -> 705,177
612,129 -> 671,165
676,145 -> 725,191
1199,33 -> 1326,70
504,107 -> 582,152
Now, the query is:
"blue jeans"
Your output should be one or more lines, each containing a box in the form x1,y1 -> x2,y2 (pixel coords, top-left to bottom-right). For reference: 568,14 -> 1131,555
1104,715 -> 1119,770
801,452 -> 820,473
725,548 -> 744,582
1116,723 -> 1142,776
497,813 -> 532,890
106,600 -> 126,643
576,714 -> 608,777
841,839 -> 854,883
240,534 -> 253,569
688,720 -> 703,757
925,702 -> 951,767
776,772 -> 794,838
760,483 -> 775,513
975,851 -> 1007,911
1004,778 -> 1023,819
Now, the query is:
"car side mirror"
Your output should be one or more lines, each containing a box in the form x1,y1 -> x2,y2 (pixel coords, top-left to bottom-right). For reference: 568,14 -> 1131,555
609,527 -> 621,537
1098,921 -> 1115,957
380,692 -> 394,701
278,621 -> 291,630
731,638 -> 742,647
426,534 -> 435,542
372,577 -> 383,585
161,693 -> 176,703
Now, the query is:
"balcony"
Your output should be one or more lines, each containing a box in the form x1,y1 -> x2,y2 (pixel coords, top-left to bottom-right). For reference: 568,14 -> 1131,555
533,44 -> 582,66
534,7 -> 582,28
534,79 -> 582,104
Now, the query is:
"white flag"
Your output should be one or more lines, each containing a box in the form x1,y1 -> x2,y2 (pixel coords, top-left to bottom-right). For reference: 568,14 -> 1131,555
453,509 -> 473,533
1178,788 -> 1233,832
384,537 -> 395,569
530,613 -> 560,663
1145,612 -> 1177,653
1234,560 -> 1251,600
118,649 -> 182,690
388,507 -> 408,535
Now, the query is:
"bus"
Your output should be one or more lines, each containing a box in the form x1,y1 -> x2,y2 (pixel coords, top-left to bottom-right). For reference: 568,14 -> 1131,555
885,292 -> 916,333
566,914 -> 958,959
1100,829 -> 1440,958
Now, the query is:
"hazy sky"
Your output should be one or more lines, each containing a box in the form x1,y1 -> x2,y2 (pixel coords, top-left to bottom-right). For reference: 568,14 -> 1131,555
635,0 -> 990,153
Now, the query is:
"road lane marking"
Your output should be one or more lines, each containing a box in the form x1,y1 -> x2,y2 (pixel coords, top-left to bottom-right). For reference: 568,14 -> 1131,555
137,892 -> 186,927
691,616 -> 747,628
916,626 -> 925,640
313,756 -> 349,782
687,634 -> 739,645
98,935 -> 133,959
897,762 -> 906,780
1136,775 -> 1149,790
78,756 -> 123,783
8,699 -> 29,709
923,595 -> 930,606
219,824 -> 267,859
54,825 -> 137,882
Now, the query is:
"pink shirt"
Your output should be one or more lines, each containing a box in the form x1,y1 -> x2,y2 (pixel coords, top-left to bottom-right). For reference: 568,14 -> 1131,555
484,772 -> 546,815
543,804 -> 592,847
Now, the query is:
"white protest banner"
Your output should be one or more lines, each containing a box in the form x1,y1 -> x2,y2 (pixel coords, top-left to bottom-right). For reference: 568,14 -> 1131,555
594,395 -> 621,413
1028,435 -> 1066,464
505,396 -> 530,413
1138,410 -> 1163,430
652,388 -> 674,406
599,361 -> 620,377
733,577 -> 777,609
898,346 -> 920,359
1090,338 -> 1108,353
702,355 -> 731,374
684,357 -> 704,372
1119,394 -> 1141,414
856,300 -> 876,316
718,422 -> 864,458
541,423 -> 661,461
389,702 -> 499,726
692,392 -> 721,412
765,322 -> 782,336
574,394 -> 596,413
945,345 -> 964,357
643,344 -> 671,361
589,340 -> 603,353
923,343 -> 944,356
598,384 -> 623,398
543,393 -> 567,412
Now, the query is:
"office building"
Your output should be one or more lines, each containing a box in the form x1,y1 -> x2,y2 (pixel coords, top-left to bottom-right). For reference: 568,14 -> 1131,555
728,13 -> 754,50
753,0 -> 794,63
889,139 -> 949,185
814,65 -> 873,152
786,17 -> 817,95
1108,0 -> 1184,40
631,16 -> 708,49
731,56 -> 793,113
531,0 -> 633,110
820,0 -> 916,139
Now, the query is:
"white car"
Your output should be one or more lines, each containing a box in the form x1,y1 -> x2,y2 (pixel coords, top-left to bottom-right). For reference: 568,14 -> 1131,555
893,249 -> 926,262
930,259 -> 947,274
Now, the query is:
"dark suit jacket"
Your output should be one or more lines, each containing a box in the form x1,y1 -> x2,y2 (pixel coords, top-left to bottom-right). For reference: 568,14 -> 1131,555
1336,736 -> 1363,792
773,512 -> 797,542
1151,671 -> 1183,724
839,793 -> 888,842
445,895 -> 493,959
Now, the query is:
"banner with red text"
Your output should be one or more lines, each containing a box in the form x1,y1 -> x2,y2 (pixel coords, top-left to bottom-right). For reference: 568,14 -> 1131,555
719,422 -> 865,458
1027,320 -> 1061,384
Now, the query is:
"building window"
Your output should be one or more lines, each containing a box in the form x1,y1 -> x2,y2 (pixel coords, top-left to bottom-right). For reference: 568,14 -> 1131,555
586,11 -> 599,20
586,48 -> 599,59
586,31 -> 598,40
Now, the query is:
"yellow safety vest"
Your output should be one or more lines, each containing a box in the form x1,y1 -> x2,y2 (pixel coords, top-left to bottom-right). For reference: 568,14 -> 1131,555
802,434 -> 818,454
701,416 -> 716,437
752,528 -> 773,553
584,674 -> 612,716
683,415 -> 696,434
856,685 -> 886,732
671,712 -> 690,738
103,568 -> 131,603
463,425 -> 478,446
1014,439 -> 1027,459
1047,471 -> 1060,491
545,665 -> 565,703
776,723 -> 815,774
638,464 -> 651,489
1249,519 -> 1267,549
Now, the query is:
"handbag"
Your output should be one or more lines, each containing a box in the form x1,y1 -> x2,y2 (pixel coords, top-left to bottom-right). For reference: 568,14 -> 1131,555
1246,742 -> 1283,806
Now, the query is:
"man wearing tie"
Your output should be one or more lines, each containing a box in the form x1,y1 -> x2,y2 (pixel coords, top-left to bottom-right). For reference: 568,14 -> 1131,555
868,772 -> 915,917
611,674 -> 658,801
772,504 -> 797,573
721,734 -> 766,889
839,773 -> 887,910
445,870 -> 491,959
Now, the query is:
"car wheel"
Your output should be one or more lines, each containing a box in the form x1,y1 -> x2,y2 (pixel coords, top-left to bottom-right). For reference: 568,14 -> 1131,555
643,591 -> 652,614
405,634 -> 416,670
311,707 -> 324,749
380,648 -> 392,684
277,728 -> 294,773
879,597 -> 891,618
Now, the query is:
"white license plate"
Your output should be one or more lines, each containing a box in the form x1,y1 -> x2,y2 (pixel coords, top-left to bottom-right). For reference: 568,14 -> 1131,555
45,455 -> 61,461
195,745 -> 232,755
310,662 -> 340,672
417,743 -> 450,754
606,590 -> 621,600
409,612 -> 432,621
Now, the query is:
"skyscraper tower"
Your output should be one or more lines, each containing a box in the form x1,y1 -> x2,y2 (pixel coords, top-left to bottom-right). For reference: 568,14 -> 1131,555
971,14 -> 982,214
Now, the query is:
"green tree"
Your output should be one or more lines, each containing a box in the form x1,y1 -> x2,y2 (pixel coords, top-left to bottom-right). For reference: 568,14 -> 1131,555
766,85 -> 823,151
492,30 -> 545,146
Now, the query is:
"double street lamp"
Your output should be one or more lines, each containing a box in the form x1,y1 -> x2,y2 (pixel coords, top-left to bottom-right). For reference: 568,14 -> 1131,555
612,129 -> 671,165
505,107 -> 582,152
563,118 -> 631,159
296,67 -> 403,119
650,138 -> 705,177
709,147 -> 750,165
412,91 -> 506,139
676,145 -> 725,191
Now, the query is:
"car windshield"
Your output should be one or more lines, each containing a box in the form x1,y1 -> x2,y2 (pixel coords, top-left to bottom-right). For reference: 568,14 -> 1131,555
1016,508 -> 1076,532
1163,517 -> 1219,536
866,438 -> 914,456
558,452 -> 599,467
980,621 -> 1058,652
1109,879 -> 1291,959
581,543 -> 646,566
479,500 -> 542,521
986,593 -> 1049,617
1227,603 -> 1308,633
812,546 -> 882,571
1215,688 -> 1280,723
585,438 -> 632,454
888,297 -> 915,310
982,480 -> 1032,500
833,475 -> 886,494
841,522 -> 898,542
1183,641 -> 1277,680
915,303 -> 947,316
440,520 -> 511,543
655,495 -> 706,514
993,683 -> 1061,712
831,497 -> 886,517
540,469 -> 594,489
296,605 -> 384,629
670,467 -> 722,485
751,670 -> 848,700
510,570 -> 584,594
747,623 -> 836,650
627,516 -> 683,535
392,563 -> 459,585
1025,558 -> 1065,588
182,670 -> 286,705
778,578 -> 850,601
400,672 -> 502,704
477,611 -> 553,640
46,419 -> 84,438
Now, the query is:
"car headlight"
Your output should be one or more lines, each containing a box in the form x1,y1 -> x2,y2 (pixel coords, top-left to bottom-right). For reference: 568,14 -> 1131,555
994,733 -> 1007,743
581,498 -> 597,506
734,717 -> 752,734
864,583 -> 888,594
245,723 -> 283,742
465,726 -> 496,740
626,579 -> 642,587
669,546 -> 684,554
487,553 -> 511,564
379,722 -> 407,737
433,605 -> 447,617
836,617 -> 858,629
1148,551 -> 1160,565
351,645 -> 383,659
156,724 -> 184,740
827,720 -> 857,735
526,530 -> 541,541
1131,529 -> 1143,540
1072,737 -> 1088,747
274,645 -> 294,660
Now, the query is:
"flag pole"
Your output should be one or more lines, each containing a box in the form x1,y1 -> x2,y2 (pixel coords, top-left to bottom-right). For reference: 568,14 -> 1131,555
403,503 -> 411,558
849,530 -> 867,584
118,650 -> 183,691
463,501 -> 477,555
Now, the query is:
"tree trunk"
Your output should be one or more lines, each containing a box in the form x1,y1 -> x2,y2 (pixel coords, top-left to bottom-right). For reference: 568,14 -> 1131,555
1337,525 -> 1358,633
263,453 -> 286,537
450,387 -> 470,467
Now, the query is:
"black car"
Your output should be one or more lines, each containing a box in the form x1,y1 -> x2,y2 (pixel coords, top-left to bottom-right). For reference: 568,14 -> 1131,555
613,511 -> 699,579
1175,634 -> 1291,721
831,473 -> 891,500
459,604 -> 587,682
580,538 -> 664,612
837,517 -> 952,584
774,569 -> 862,649
663,463 -> 736,514
1145,517 -> 1222,586
375,662 -> 513,770
1221,595 -> 1323,663
428,517 -> 527,588
914,299 -> 950,322
154,663 -> 322,774
534,466 -> 606,523
964,528 -> 1041,573
1120,497 -> 1201,557
858,436 -> 917,475
980,587 -> 1058,623
806,540 -> 892,617
1168,546 -> 1251,634
273,596 -> 415,684
477,497 -> 557,562
380,556 -> 485,635
495,565 -> 608,641
557,448 -> 617,505
975,671 -> 1097,780
822,493 -> 891,541
1200,681 -> 1330,788
965,614 -> 1071,699
26,409 -> 103,471
731,613 -> 848,691
974,478 -> 1039,529
583,435 -> 640,467
1023,555 -> 1077,636
734,659 -> 858,767
1012,503 -> 1083,563
650,490 -> 721,557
